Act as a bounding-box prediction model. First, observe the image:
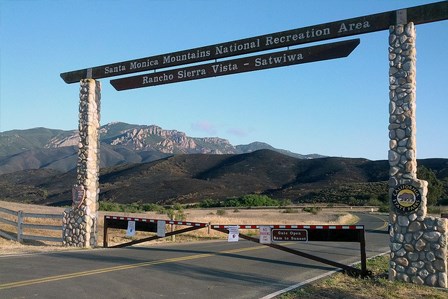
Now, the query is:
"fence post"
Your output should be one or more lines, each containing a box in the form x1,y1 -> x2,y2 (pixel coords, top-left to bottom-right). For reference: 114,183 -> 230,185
103,216 -> 108,248
171,221 -> 175,242
17,210 -> 23,243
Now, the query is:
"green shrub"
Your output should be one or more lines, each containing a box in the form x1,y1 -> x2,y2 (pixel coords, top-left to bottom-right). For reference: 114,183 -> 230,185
127,202 -> 142,213
173,203 -> 183,210
199,198 -> 220,208
418,166 -> 445,206
100,201 -> 166,214
302,206 -> 322,215
239,194 -> 279,207
223,198 -> 240,207
142,203 -> 164,213
378,204 -> 389,213
99,201 -> 123,212
427,205 -> 443,215
279,198 -> 293,207
166,206 -> 186,221
282,207 -> 299,213
200,194 -> 284,208
216,209 -> 227,216
367,197 -> 383,206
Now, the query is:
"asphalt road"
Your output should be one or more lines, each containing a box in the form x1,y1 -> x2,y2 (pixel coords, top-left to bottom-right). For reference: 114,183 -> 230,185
0,212 -> 389,299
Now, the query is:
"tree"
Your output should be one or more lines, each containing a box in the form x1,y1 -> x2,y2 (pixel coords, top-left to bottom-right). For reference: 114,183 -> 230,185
417,165 -> 444,206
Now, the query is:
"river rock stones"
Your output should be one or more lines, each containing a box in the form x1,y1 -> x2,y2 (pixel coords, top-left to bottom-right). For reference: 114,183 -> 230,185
388,23 -> 447,288
63,79 -> 101,248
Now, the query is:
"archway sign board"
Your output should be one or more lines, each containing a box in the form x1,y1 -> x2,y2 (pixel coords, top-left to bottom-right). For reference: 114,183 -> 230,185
110,39 -> 359,90
60,1 -> 448,289
60,1 -> 447,85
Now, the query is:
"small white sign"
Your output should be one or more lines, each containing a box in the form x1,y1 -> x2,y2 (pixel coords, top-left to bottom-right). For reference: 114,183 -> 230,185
157,220 -> 166,237
126,221 -> 136,237
228,226 -> 239,242
259,226 -> 271,244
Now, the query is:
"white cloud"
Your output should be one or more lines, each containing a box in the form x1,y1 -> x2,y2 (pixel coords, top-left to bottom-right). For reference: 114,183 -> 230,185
191,120 -> 217,135
226,127 -> 254,137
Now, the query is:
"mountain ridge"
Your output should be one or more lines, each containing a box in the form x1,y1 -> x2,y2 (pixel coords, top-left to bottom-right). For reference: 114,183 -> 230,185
0,149 -> 446,207
0,122 -> 322,175
2,123 -> 446,207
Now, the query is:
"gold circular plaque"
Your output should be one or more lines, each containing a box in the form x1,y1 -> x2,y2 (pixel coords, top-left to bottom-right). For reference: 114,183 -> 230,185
391,184 -> 422,212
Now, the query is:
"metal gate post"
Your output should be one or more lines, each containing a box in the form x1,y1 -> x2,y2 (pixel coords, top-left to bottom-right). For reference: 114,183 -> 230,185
359,228 -> 367,277
103,216 -> 109,248
17,210 -> 23,243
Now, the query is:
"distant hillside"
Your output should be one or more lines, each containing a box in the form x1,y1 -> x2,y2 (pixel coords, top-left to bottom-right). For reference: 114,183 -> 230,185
0,149 -> 446,207
0,127 -> 76,156
0,122 -> 321,175
235,142 -> 323,159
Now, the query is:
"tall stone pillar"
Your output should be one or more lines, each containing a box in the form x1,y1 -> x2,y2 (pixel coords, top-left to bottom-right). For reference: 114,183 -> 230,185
388,21 -> 447,287
63,79 -> 101,248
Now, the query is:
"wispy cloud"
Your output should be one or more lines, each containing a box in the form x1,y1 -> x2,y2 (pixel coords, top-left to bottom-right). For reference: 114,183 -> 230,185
226,127 -> 254,137
191,120 -> 217,135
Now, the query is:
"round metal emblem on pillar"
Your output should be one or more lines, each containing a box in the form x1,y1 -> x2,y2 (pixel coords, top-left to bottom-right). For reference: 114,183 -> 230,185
391,184 -> 422,213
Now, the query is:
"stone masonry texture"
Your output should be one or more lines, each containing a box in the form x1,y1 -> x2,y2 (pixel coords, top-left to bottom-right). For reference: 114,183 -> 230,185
63,79 -> 101,248
388,22 -> 447,288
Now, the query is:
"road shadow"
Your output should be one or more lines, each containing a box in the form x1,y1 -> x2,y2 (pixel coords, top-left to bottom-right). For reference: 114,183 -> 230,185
47,241 -> 342,274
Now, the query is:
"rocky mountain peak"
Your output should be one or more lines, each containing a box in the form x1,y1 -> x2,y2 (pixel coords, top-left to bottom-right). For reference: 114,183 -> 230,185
0,122 -> 322,175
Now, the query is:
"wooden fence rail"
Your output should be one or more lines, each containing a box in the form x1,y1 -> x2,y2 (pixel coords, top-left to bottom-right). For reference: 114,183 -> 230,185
0,206 -> 63,243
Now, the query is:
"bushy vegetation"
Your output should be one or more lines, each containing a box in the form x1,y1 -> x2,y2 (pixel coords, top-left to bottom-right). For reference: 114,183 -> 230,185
297,167 -> 447,208
417,165 -> 447,206
99,195 -> 287,214
99,201 -> 166,213
199,194 -> 289,208
99,200 -> 187,222
98,168 -> 447,216
298,182 -> 389,205
166,204 -> 186,221
378,204 -> 390,213
302,206 -> 322,215
216,209 -> 227,216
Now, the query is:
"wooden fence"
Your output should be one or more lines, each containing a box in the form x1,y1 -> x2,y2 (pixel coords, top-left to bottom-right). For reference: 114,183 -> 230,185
0,206 -> 63,243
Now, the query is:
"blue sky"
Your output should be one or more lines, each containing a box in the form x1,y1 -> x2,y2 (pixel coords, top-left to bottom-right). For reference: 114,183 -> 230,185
0,0 -> 447,160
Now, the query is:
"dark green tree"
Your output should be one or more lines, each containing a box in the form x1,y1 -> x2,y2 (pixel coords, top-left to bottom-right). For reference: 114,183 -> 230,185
417,165 -> 444,206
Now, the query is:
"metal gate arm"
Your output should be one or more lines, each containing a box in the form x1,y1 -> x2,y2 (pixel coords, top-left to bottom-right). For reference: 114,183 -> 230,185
212,227 -> 364,277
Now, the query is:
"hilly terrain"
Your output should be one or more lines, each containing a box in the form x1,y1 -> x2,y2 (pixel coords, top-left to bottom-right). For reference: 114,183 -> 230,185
1,123 -> 447,207
0,149 -> 447,207
0,122 -> 321,175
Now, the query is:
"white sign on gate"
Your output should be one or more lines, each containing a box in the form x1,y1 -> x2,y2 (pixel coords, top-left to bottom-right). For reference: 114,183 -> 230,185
228,226 -> 239,242
259,226 -> 271,244
126,221 -> 136,237
157,220 -> 166,237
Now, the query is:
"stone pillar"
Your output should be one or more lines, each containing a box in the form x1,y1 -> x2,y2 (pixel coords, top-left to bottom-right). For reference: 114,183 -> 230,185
63,79 -> 101,248
388,22 -> 447,288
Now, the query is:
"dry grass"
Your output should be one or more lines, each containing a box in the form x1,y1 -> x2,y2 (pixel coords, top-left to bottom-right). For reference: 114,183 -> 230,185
0,201 -> 67,254
0,200 -> 357,255
280,255 -> 448,299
